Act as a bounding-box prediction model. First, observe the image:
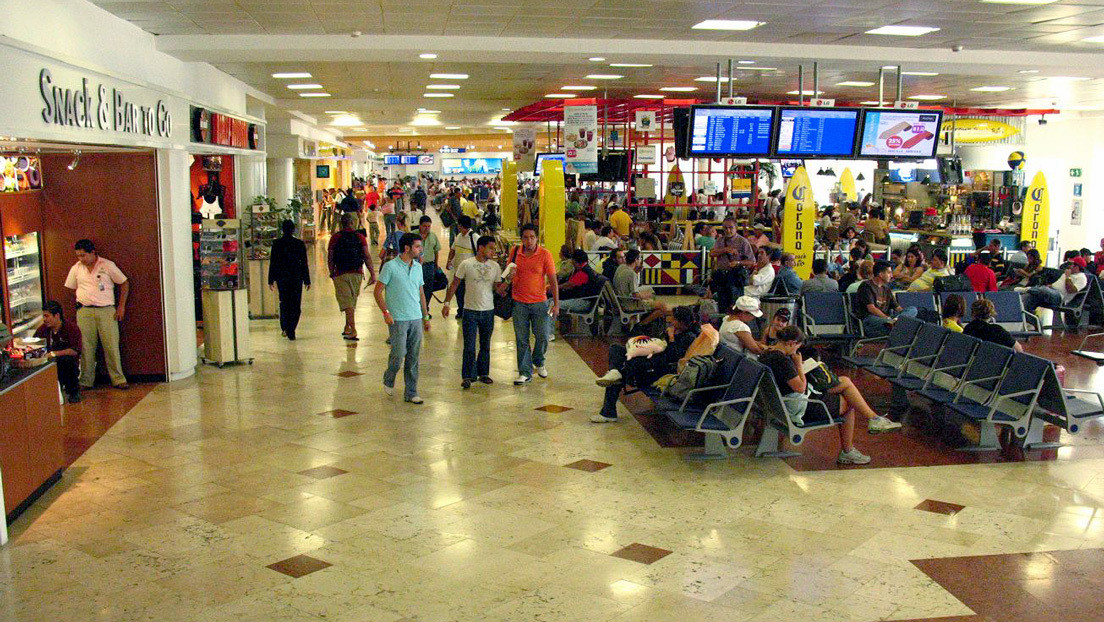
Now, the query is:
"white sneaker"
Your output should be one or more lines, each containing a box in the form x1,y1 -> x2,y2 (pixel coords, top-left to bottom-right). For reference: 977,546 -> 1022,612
868,415 -> 903,434
514,375 -> 532,385
535,366 -> 549,379
591,414 -> 618,423
548,334 -> 556,342
405,396 -> 424,404
595,369 -> 623,387
383,384 -> 394,396
837,448 -> 872,465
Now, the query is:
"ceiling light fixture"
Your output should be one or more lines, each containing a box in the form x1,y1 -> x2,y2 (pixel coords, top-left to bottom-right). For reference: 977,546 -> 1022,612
787,90 -> 823,96
419,53 -> 438,59
741,67 -> 778,71
738,60 -> 755,64
1048,76 -> 1090,81
836,81 -> 875,87
860,101 -> 883,105
445,126 -> 461,130
67,150 -> 81,170
426,84 -> 460,89
562,85 -> 597,91
585,74 -> 623,80
695,76 -> 731,82
325,110 -> 347,114
589,57 -> 606,62
429,73 -> 469,79
634,94 -> 664,99
417,109 -> 441,114
330,115 -> 363,126
423,93 -> 454,98
609,63 -> 652,67
286,84 -> 323,89
866,25 -> 940,36
411,116 -> 442,126
971,86 -> 1013,92
545,93 -> 573,98
299,92 -> 331,97
908,94 -> 946,100
272,72 -> 312,79
692,19 -> 764,30
659,87 -> 696,92
1019,69 -> 1039,74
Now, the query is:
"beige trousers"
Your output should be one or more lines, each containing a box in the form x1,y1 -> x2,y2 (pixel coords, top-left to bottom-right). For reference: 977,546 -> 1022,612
76,305 -> 126,387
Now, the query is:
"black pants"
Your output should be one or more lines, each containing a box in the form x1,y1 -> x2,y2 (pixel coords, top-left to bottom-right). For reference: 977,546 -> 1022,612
462,309 -> 495,380
600,343 -> 669,418
276,280 -> 304,336
56,354 -> 80,395
711,268 -> 741,314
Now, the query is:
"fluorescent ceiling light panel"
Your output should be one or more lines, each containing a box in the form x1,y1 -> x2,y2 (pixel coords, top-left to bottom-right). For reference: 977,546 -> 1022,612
908,94 -> 946,100
692,19 -> 763,30
970,86 -> 1012,92
738,60 -> 755,64
1019,69 -> 1039,74
426,84 -> 460,89
430,73 -> 468,79
419,53 -> 438,59
562,85 -> 598,90
411,116 -> 441,126
299,92 -> 331,97
585,74 -> 623,80
324,110 -> 347,114
272,72 -> 311,79
836,81 -> 875,87
445,126 -> 461,130
1083,35 -> 1104,43
330,115 -> 362,126
423,93 -> 454,98
866,25 -> 940,36
695,76 -> 731,82
546,93 -> 572,98
589,57 -> 605,61
609,63 -> 652,67
787,90 -> 823,95
634,94 -> 664,99
742,67 -> 778,71
287,84 -> 323,89
417,109 -> 441,114
659,86 -> 696,92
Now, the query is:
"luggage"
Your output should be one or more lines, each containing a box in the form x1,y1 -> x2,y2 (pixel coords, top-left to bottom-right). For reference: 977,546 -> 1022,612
934,273 -> 972,293
663,355 -> 720,402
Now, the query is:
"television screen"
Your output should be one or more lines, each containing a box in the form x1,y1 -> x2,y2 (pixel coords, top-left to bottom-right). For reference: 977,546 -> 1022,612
888,159 -> 941,183
441,158 -> 503,175
688,105 -> 775,157
859,109 -> 943,158
673,107 -> 692,159
315,165 -> 330,178
778,159 -> 803,178
534,153 -> 566,175
417,155 -> 435,165
579,150 -> 631,182
775,107 -> 859,157
383,155 -> 401,165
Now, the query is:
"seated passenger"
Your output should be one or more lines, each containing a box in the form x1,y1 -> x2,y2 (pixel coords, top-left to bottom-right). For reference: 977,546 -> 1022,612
964,252 -> 998,292
744,246 -> 776,298
759,307 -> 792,347
591,306 -> 700,423
775,253 -> 803,294
941,294 -> 965,333
1021,256 -> 1087,314
591,226 -> 618,252
759,326 -> 901,465
854,260 -> 918,337
613,250 -> 668,326
846,260 -> 874,294
908,249 -> 950,291
719,295 -> 765,357
800,259 -> 839,294
964,298 -> 1024,353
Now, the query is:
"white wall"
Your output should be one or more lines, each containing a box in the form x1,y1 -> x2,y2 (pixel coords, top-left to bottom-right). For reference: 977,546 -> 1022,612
156,149 -> 198,380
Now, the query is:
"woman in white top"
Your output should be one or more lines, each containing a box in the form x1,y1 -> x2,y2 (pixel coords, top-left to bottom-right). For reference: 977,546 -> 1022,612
719,296 -> 766,357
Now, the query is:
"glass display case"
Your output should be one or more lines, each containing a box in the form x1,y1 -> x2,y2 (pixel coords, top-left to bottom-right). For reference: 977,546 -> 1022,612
199,219 -> 244,290
4,232 -> 44,337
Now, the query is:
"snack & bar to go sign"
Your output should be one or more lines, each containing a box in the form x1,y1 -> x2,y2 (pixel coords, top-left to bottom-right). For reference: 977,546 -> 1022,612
39,68 -> 171,138
191,106 -> 261,150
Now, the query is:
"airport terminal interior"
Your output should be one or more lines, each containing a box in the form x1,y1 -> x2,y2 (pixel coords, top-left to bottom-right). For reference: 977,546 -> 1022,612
5,1 -> 1104,621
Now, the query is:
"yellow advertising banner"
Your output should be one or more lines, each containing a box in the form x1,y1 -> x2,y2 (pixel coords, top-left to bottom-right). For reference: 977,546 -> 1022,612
539,158 -> 566,254
839,168 -> 857,202
1021,171 -> 1050,264
942,118 -> 1021,144
501,160 -> 518,233
783,166 -> 816,279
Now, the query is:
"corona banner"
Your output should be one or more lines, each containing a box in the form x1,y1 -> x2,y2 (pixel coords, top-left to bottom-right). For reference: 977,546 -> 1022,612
501,160 -> 518,233
539,158 -> 565,254
783,166 -> 815,279
1021,171 -> 1050,264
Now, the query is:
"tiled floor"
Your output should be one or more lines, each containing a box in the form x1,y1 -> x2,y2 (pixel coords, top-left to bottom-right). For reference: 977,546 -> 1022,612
3,230 -> 1104,621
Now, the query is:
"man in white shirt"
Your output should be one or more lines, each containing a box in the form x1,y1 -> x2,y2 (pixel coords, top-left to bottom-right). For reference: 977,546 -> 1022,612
64,239 -> 129,389
446,215 -> 479,319
1022,256 -> 1088,314
443,235 -> 502,389
591,226 -> 618,252
744,246 -> 776,298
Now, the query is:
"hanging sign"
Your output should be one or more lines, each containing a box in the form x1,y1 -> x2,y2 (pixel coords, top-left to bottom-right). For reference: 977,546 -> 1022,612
783,166 -> 815,279
635,110 -> 657,133
893,100 -> 919,109
942,118 -> 1021,144
1,155 -> 43,193
1021,171 -> 1050,264
721,97 -> 747,106
1071,199 -> 1083,226
1070,168 -> 1082,178
512,127 -> 537,171
564,105 -> 598,174
636,144 -> 657,166
810,98 -> 835,107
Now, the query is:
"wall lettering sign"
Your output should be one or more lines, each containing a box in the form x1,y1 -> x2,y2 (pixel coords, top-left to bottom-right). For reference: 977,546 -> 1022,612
39,68 -> 171,138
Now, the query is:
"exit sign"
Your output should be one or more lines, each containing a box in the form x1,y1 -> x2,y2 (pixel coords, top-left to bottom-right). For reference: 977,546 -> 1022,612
1070,168 -> 1082,177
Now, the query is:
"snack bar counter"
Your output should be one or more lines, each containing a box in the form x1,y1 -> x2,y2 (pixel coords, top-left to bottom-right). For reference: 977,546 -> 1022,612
0,361 -> 65,525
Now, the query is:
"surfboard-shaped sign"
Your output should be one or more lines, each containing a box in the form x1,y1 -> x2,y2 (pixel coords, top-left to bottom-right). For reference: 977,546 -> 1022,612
942,118 -> 1021,144
1021,171 -> 1050,264
783,166 -> 816,279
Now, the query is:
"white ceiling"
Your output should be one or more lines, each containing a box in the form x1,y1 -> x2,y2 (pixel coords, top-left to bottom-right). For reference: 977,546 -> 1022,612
90,0 -> 1104,134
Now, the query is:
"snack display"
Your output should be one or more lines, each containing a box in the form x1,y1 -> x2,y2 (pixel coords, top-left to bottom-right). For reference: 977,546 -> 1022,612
1,155 -> 44,193
5,338 -> 48,368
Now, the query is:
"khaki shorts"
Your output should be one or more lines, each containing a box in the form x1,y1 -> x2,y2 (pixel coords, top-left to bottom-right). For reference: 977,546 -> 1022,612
333,272 -> 364,311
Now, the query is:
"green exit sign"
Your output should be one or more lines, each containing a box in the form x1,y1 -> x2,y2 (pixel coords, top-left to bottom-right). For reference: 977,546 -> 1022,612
1070,168 -> 1083,177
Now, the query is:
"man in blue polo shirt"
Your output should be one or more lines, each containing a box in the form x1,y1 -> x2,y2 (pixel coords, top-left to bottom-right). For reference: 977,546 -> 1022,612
373,232 -> 431,404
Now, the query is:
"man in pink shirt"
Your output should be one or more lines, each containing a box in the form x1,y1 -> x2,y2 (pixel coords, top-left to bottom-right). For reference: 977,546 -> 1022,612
64,239 -> 130,389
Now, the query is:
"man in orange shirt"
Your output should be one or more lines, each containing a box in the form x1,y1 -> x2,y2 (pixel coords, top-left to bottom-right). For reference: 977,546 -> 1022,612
498,223 -> 559,384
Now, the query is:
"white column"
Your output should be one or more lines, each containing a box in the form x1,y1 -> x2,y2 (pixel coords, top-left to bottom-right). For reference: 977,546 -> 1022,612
156,148 -> 198,381
267,157 -> 294,208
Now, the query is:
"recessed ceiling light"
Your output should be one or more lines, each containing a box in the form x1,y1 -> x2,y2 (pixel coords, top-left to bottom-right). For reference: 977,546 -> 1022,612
562,85 -> 598,91
546,93 -> 573,98
908,94 -> 946,100
287,84 -> 324,89
423,93 -> 454,98
1048,76 -> 1091,81
787,90 -> 823,96
445,126 -> 461,130
426,84 -> 460,89
741,67 -> 778,71
860,101 -> 883,105
430,73 -> 469,79
609,63 -> 652,67
299,92 -> 331,97
836,81 -> 875,87
738,60 -> 755,64
325,110 -> 347,114
971,86 -> 1013,92
659,86 -> 696,92
634,94 -> 664,99
330,115 -> 362,126
493,120 -> 518,126
695,76 -> 732,82
589,57 -> 606,62
411,116 -> 442,126
272,72 -> 312,79
692,19 -> 764,31
585,74 -> 623,80
419,53 -> 438,59
1083,35 -> 1104,43
1019,69 -> 1039,74
866,25 -> 940,36
501,108 -> 512,111
417,109 -> 441,114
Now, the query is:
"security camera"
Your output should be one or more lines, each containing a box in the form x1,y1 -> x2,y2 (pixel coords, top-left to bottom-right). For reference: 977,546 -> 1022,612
1039,117 -> 1048,126
951,44 -> 963,52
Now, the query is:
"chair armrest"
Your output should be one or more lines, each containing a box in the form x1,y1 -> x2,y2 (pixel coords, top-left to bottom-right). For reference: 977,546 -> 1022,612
848,335 -> 887,357
1059,388 -> 1104,412
1024,311 -> 1041,331
700,397 -> 754,426
679,383 -> 730,411
962,374 -> 1004,388
931,362 -> 969,375
905,353 -> 940,365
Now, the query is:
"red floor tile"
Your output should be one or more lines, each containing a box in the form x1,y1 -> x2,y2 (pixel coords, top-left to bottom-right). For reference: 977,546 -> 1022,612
610,543 -> 672,564
266,554 -> 332,578
563,459 -> 611,472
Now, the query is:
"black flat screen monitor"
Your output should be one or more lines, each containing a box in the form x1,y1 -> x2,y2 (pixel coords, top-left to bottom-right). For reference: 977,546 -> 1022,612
688,105 -> 776,157
775,107 -> 860,157
858,109 -> 944,158
673,107 -> 692,159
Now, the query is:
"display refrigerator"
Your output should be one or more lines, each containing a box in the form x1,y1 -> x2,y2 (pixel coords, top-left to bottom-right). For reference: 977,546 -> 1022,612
199,218 -> 252,367
3,232 -> 45,338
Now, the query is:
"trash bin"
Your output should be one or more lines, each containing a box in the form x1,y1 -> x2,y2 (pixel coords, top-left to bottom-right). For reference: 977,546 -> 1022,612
760,295 -> 797,335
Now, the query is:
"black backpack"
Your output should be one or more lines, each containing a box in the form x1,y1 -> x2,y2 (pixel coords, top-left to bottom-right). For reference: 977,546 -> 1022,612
332,231 -> 365,273
934,274 -> 972,294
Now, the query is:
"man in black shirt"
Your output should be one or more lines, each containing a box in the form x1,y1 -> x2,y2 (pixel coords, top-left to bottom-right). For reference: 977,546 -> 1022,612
268,219 -> 311,340
963,298 -> 1024,352
855,260 -> 917,337
34,301 -> 83,402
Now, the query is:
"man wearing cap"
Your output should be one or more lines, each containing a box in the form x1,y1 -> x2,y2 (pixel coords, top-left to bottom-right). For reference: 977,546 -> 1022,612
1022,256 -> 1088,314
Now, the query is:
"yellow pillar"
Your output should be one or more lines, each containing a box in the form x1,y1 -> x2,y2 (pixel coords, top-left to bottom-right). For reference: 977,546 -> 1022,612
501,161 -> 518,234
539,159 -> 566,255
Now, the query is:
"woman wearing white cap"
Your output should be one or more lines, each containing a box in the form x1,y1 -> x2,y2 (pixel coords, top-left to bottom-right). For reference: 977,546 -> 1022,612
719,295 -> 766,357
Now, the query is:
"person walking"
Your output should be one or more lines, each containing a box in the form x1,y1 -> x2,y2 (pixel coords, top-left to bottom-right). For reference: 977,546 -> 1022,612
442,235 -> 502,389
373,232 -> 431,404
418,215 -> 442,309
412,185 -> 428,215
364,184 -> 382,245
381,196 -> 397,237
447,216 -> 479,319
64,239 -> 129,390
268,219 -> 311,340
498,223 -> 559,385
328,213 -> 377,341
34,301 -> 82,403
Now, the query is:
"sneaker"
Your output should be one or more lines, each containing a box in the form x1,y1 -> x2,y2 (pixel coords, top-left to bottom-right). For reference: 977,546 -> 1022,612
535,366 -> 549,379
868,415 -> 903,434
461,379 -> 472,390
479,376 -> 494,385
384,384 -> 394,396
548,334 -> 556,342
514,375 -> 532,385
405,396 -> 424,404
595,369 -> 623,387
590,414 -> 618,423
837,448 -> 872,465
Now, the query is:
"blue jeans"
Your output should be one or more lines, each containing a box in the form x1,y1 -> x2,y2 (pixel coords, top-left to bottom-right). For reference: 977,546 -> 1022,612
1023,286 -> 1063,314
462,310 -> 495,380
513,300 -> 549,377
861,306 -> 918,337
384,320 -> 423,399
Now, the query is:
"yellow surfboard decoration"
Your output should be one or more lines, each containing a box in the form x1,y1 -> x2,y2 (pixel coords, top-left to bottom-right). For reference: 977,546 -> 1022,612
664,163 -> 686,206
839,167 -> 857,202
943,118 -> 1021,144
501,160 -> 518,234
539,159 -> 566,255
783,165 -> 816,279
1021,171 -> 1050,264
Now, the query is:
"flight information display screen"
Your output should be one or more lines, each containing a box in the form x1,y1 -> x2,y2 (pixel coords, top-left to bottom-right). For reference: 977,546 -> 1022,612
689,106 -> 775,156
775,107 -> 859,157
859,110 -> 943,158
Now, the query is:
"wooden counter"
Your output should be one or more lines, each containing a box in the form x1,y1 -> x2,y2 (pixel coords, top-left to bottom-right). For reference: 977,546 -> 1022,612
0,363 -> 65,523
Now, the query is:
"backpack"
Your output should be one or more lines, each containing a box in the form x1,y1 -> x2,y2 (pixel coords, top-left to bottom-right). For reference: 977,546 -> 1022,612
663,355 -> 719,403
934,273 -> 972,294
332,231 -> 365,273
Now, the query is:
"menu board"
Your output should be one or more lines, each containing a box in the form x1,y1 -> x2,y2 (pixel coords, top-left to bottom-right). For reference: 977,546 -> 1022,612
689,106 -> 775,156
859,110 -> 943,158
775,108 -> 859,157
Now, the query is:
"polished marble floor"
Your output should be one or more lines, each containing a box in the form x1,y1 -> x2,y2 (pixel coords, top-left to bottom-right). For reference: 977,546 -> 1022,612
3,236 -> 1104,622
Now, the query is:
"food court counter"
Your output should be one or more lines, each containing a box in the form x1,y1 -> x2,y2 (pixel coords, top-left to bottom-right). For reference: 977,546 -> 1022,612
0,362 -> 65,527
889,229 -> 977,265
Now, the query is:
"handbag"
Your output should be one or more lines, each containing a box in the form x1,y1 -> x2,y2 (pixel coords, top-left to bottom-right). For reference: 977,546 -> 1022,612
493,246 -> 519,320
805,360 -> 840,395
431,268 -> 448,293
